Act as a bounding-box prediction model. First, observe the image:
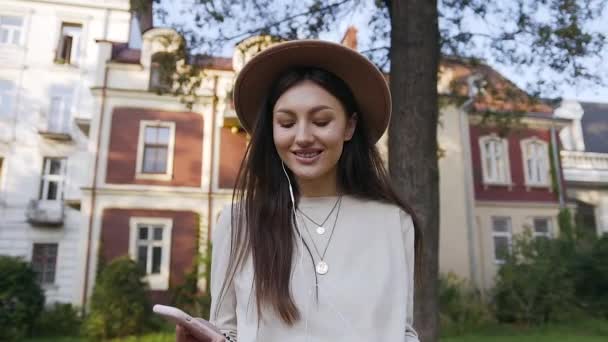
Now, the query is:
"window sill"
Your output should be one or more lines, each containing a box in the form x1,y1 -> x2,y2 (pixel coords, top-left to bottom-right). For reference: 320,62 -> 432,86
38,130 -> 72,141
145,274 -> 169,291
135,172 -> 172,181
482,181 -> 513,188
524,183 -> 551,189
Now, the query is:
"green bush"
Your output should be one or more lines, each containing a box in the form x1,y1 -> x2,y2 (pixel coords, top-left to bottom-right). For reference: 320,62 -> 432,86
494,229 -> 579,324
574,236 -> 608,318
83,257 -> 151,340
439,272 -> 493,336
171,242 -> 212,320
0,255 -> 45,341
32,303 -> 82,337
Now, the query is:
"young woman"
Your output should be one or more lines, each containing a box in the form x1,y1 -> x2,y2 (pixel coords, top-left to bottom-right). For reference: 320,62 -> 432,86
178,40 -> 422,342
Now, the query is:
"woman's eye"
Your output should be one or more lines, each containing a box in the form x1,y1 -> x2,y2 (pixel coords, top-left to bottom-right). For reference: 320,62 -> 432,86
279,122 -> 295,128
314,121 -> 330,127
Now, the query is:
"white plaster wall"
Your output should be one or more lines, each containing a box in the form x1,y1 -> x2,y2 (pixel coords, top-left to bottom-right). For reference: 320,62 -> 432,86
474,203 -> 561,290
0,0 -> 130,306
437,105 -> 476,285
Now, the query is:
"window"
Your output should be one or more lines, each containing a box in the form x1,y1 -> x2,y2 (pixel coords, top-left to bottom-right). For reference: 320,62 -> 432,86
39,158 -> 66,201
56,23 -> 82,65
521,138 -> 549,187
0,15 -> 23,46
479,135 -> 511,185
136,120 -> 176,180
129,217 -> 173,290
47,94 -> 71,134
532,217 -> 552,240
492,217 -> 512,264
0,79 -> 14,117
149,52 -> 173,91
32,243 -> 58,285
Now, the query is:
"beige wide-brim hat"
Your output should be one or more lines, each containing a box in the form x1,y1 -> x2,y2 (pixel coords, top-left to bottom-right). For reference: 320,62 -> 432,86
233,39 -> 391,143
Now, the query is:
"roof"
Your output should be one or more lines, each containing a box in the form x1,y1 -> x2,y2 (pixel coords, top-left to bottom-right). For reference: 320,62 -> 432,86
580,101 -> 608,153
441,57 -> 554,115
106,41 -> 234,70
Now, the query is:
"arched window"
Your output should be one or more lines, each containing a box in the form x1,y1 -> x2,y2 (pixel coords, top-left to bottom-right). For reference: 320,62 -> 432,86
521,138 -> 549,187
479,134 -> 511,185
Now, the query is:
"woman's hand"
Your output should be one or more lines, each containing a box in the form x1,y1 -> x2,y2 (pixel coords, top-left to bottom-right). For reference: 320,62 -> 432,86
175,318 -> 227,342
176,324 -> 199,342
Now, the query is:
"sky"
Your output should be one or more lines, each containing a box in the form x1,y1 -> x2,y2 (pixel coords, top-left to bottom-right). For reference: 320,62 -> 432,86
156,0 -> 608,103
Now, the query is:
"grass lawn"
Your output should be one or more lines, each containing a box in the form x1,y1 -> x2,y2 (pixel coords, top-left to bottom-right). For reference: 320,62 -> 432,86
24,320 -> 608,341
441,319 -> 608,342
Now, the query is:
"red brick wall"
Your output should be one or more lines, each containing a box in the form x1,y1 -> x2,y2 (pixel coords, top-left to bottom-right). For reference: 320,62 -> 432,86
218,128 -> 248,189
100,208 -> 198,304
106,107 -> 204,187
469,124 -> 559,203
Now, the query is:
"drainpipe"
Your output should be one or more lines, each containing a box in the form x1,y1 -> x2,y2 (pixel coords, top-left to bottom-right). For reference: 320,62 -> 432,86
459,73 -> 482,289
550,119 -> 565,209
81,64 -> 109,312
205,75 -> 220,291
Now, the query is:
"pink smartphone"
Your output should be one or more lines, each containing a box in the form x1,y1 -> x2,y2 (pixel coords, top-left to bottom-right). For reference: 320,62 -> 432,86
153,304 -> 226,342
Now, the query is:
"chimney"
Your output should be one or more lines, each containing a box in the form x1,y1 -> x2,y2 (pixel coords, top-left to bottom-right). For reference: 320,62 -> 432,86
340,26 -> 358,50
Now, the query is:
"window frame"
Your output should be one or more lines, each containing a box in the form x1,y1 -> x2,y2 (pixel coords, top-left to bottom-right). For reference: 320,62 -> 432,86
491,216 -> 513,264
521,137 -> 550,188
128,217 -> 173,290
0,79 -> 15,117
532,217 -> 553,239
135,120 -> 176,181
39,157 -> 67,201
479,134 -> 512,186
0,14 -> 24,46
47,93 -> 72,134
31,243 -> 59,285
55,22 -> 83,66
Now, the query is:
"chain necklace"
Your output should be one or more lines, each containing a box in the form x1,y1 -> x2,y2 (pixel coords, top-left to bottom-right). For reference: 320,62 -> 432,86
297,195 -> 341,235
298,196 -> 342,275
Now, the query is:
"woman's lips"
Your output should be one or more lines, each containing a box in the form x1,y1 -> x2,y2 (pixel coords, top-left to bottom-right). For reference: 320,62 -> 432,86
293,150 -> 322,165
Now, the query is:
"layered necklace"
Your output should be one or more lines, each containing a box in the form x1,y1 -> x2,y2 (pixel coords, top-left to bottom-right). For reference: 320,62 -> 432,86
297,196 -> 343,275
297,195 -> 341,235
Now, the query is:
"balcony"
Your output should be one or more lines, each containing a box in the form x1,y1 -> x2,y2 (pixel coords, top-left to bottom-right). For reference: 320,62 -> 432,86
26,200 -> 64,226
560,150 -> 608,184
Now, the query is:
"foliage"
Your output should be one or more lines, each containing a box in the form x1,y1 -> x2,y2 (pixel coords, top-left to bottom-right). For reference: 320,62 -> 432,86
32,303 -> 82,337
573,236 -> 608,319
83,257 -> 151,340
151,0 -> 605,93
0,255 -> 45,341
171,242 -> 213,320
439,272 -> 494,336
493,229 -> 579,324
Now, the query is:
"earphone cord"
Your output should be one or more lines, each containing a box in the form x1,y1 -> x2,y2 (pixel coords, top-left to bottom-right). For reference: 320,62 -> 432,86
281,162 -> 358,340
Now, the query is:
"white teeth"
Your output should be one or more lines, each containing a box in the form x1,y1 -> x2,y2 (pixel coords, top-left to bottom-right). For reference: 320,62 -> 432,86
296,151 -> 320,158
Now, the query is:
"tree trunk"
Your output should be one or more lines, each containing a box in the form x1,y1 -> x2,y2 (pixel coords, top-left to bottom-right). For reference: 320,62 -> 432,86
388,1 -> 440,341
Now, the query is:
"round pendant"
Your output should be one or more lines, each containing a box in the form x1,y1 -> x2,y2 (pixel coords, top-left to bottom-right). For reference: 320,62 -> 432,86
316,261 -> 329,275
316,226 -> 326,235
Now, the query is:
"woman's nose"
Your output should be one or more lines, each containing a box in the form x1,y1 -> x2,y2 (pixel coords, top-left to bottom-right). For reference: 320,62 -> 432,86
294,122 -> 314,145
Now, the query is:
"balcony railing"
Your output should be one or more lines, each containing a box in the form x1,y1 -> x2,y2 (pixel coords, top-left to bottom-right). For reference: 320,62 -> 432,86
561,150 -> 608,170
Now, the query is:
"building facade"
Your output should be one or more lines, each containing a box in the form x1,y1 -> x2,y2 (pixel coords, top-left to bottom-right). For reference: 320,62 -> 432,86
436,59 -> 571,290
556,100 -> 608,237
0,0 -> 131,305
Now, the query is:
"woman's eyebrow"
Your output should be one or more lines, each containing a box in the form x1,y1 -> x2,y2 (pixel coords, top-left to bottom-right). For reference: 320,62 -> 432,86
274,104 -> 334,115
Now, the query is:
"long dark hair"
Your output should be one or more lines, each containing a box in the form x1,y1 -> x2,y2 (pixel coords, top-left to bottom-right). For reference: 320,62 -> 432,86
216,67 -> 422,325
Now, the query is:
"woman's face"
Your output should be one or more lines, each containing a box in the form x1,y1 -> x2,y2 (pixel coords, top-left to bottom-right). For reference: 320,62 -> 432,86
272,80 -> 356,188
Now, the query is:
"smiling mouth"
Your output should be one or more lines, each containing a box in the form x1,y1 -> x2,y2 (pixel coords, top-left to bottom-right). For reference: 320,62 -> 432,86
293,150 -> 322,160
